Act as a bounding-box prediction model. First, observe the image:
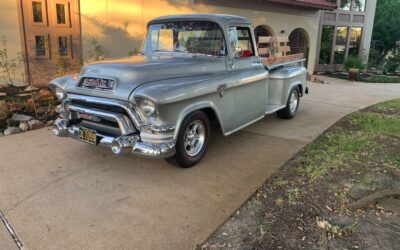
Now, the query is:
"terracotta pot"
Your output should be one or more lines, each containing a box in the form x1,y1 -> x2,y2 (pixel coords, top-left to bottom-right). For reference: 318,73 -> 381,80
348,68 -> 360,81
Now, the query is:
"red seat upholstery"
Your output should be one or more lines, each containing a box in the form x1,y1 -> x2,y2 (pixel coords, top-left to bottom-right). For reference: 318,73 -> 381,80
241,50 -> 252,58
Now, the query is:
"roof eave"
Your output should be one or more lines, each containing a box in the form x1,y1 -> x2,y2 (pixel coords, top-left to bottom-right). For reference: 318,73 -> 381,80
266,0 -> 337,11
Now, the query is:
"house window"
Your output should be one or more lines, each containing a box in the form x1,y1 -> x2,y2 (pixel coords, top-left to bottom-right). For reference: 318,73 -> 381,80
319,25 -> 334,64
32,1 -> 43,23
354,0 -> 366,12
58,36 -> 68,56
340,0 -> 351,10
349,27 -> 363,57
56,4 -> 66,24
334,26 -> 349,64
35,35 -> 47,56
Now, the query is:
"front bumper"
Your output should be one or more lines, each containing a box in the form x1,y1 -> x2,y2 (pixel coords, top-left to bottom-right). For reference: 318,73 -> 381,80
53,118 -> 176,158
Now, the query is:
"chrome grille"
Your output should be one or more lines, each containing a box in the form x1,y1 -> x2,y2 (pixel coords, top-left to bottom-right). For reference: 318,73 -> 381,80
66,103 -> 136,136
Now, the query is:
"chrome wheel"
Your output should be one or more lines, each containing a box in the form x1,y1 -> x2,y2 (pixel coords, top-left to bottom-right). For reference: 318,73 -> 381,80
184,120 -> 205,157
289,90 -> 299,114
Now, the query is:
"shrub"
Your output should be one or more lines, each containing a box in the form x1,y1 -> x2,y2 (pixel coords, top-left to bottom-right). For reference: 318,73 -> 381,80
383,53 -> 400,74
344,56 -> 365,71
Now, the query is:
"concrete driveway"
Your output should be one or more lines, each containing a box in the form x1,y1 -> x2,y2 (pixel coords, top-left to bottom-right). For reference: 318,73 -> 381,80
0,77 -> 399,250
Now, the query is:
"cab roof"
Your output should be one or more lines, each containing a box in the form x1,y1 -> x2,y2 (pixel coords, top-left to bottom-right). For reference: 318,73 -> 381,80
148,14 -> 252,27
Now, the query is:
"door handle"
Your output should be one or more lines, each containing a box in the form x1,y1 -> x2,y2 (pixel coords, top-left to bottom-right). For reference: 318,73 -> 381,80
217,84 -> 227,97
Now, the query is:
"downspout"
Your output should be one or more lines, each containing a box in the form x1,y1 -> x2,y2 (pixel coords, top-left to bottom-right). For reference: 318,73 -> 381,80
19,0 -> 31,85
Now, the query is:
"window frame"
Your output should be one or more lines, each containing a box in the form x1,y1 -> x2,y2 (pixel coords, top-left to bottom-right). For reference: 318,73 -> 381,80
33,34 -> 50,59
353,0 -> 367,12
333,26 -> 349,64
53,0 -> 70,27
30,0 -> 48,27
228,26 -> 256,59
143,20 -> 228,57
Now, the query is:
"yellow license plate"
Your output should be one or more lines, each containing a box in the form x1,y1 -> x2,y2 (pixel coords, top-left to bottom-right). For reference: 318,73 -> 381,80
79,127 -> 97,145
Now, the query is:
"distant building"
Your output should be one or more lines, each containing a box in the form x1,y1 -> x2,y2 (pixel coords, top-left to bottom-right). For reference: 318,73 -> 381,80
1,0 -> 337,86
315,0 -> 377,72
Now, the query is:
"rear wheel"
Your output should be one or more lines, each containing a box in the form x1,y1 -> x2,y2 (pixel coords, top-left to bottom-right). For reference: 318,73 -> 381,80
166,111 -> 210,168
277,87 -> 300,119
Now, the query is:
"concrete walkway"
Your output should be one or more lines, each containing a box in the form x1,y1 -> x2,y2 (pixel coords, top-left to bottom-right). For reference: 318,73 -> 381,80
0,77 -> 399,250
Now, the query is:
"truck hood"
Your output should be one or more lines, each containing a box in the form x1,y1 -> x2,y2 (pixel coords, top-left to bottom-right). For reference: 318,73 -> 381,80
65,54 -> 227,101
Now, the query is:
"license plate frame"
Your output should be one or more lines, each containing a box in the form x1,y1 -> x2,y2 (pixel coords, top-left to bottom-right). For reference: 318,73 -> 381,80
78,127 -> 97,145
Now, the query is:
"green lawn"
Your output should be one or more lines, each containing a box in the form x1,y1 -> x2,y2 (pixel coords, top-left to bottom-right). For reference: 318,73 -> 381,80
323,72 -> 400,83
201,99 -> 400,250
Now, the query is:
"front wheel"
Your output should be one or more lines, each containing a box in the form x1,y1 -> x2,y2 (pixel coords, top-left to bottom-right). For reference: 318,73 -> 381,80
166,111 -> 210,168
277,87 -> 300,119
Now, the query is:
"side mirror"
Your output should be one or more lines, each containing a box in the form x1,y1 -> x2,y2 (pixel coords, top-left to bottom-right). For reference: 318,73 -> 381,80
233,47 -> 243,58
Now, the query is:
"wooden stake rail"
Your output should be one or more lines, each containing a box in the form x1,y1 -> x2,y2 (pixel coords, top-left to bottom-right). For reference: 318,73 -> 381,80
257,36 -> 304,66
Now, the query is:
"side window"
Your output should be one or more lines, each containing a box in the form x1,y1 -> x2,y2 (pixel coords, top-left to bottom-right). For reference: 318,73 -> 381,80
32,1 -> 43,23
58,36 -> 68,56
56,4 -> 66,24
228,26 -> 255,58
35,35 -> 47,56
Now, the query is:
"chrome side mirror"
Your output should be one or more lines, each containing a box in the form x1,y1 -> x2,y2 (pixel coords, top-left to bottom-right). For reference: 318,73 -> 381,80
233,47 -> 243,58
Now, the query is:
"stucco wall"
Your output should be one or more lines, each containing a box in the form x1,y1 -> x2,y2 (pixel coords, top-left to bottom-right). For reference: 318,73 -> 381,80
0,1 -> 24,86
80,0 -> 321,73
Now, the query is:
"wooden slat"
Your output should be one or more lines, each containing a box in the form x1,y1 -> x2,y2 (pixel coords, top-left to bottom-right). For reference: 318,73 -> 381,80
257,48 -> 270,55
278,46 -> 291,53
258,36 -> 273,43
260,53 -> 304,65
276,36 -> 289,43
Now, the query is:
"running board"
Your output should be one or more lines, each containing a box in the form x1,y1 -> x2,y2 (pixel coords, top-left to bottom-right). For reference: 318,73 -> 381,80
265,104 -> 285,114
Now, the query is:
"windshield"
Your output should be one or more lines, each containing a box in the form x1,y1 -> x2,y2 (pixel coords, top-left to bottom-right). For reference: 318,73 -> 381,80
142,21 -> 226,57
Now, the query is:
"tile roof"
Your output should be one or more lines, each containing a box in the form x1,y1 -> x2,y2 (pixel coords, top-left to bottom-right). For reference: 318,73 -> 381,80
267,0 -> 337,10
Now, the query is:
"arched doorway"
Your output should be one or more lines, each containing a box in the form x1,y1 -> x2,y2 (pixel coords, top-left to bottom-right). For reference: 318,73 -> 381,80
288,28 -> 309,67
254,25 -> 274,45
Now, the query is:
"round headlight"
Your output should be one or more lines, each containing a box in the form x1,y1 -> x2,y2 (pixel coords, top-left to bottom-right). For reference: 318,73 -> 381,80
55,87 -> 66,100
136,97 -> 156,117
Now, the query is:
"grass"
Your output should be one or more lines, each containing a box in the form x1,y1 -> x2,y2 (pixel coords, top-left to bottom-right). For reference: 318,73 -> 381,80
201,99 -> 400,250
359,75 -> 400,83
296,99 -> 400,181
374,98 -> 400,109
323,72 -> 400,83
348,112 -> 400,136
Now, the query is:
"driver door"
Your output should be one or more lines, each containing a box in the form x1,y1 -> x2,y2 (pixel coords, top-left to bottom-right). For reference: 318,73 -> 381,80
226,26 -> 268,129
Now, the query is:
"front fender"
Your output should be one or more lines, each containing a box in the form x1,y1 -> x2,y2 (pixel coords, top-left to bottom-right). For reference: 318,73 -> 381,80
129,74 -> 230,140
49,75 -> 76,93
172,101 -> 224,141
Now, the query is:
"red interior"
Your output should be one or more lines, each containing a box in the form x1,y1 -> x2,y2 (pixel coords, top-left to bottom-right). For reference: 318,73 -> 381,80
241,50 -> 252,58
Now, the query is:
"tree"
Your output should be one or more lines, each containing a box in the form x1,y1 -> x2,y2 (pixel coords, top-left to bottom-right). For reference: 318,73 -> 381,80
372,0 -> 400,54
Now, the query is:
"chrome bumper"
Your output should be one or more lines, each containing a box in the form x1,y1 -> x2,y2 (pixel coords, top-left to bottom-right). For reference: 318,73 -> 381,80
53,119 -> 176,159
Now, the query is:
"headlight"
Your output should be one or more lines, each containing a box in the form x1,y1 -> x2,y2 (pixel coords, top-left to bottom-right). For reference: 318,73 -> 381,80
55,87 -> 66,100
135,97 -> 157,117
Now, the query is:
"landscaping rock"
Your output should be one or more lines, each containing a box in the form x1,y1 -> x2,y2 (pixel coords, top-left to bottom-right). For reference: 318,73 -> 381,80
0,101 -> 10,121
9,113 -> 33,122
46,120 -> 54,126
7,113 -> 33,127
27,119 -> 44,130
4,127 -> 21,136
19,122 -> 29,131
314,77 -> 330,84
55,104 -> 62,114
0,132 -> 4,137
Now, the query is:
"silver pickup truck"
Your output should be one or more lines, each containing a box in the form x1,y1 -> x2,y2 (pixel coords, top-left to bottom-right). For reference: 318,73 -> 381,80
50,14 -> 308,167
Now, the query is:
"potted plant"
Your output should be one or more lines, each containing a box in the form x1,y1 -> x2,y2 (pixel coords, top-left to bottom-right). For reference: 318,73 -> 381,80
344,56 -> 364,81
